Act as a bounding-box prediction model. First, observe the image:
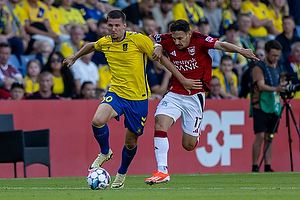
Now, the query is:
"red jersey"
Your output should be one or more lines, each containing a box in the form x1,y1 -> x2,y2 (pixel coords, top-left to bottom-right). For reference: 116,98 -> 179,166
152,31 -> 218,95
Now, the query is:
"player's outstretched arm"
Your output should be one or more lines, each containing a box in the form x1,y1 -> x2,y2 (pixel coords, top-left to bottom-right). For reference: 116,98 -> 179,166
160,56 -> 202,94
214,41 -> 260,62
63,42 -> 96,68
149,35 -> 163,62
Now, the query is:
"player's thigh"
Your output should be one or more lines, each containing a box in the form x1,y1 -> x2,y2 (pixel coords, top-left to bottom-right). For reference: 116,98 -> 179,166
181,92 -> 205,136
123,98 -> 148,136
92,103 -> 118,126
154,92 -> 182,131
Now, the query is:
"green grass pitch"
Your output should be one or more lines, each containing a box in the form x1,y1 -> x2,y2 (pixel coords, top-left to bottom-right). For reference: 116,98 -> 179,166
0,172 -> 300,200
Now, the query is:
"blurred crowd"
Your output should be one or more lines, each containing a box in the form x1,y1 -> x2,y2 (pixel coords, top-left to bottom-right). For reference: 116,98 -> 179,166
0,0 -> 300,100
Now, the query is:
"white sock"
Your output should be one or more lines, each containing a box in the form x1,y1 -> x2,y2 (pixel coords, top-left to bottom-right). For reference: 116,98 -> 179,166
154,137 -> 169,174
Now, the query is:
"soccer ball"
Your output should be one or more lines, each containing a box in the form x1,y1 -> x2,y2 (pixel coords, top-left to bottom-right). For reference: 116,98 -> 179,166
87,168 -> 111,190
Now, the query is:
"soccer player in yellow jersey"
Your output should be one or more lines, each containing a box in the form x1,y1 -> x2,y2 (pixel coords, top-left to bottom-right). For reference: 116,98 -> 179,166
63,10 -> 201,189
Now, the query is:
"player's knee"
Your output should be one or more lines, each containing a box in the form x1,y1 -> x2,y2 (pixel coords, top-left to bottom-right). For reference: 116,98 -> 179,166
91,118 -> 106,127
125,142 -> 136,150
182,142 -> 196,151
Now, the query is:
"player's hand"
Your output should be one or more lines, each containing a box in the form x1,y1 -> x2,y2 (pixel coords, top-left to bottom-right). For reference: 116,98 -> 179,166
152,46 -> 163,62
241,49 -> 260,61
182,79 -> 202,95
63,55 -> 76,68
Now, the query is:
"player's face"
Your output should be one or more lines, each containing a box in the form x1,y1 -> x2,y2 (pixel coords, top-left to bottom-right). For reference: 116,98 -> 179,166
171,31 -> 192,50
107,18 -> 126,42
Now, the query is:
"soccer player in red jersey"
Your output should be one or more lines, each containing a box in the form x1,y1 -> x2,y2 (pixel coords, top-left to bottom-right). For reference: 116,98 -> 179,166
145,19 -> 259,185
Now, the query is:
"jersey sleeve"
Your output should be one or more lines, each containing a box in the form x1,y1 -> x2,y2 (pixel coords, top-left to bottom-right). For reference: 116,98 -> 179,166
132,32 -> 154,58
151,33 -> 172,53
94,37 -> 105,52
201,35 -> 218,49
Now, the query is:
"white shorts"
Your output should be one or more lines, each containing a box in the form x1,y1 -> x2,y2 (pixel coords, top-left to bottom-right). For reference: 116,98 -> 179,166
154,92 -> 205,137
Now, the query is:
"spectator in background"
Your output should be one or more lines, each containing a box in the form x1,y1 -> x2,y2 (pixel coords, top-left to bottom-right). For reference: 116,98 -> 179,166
268,0 -> 289,34
146,57 -> 171,99
24,59 -> 41,94
59,0 -> 89,34
42,0 -> 70,43
203,0 -> 222,37
56,25 -> 85,58
26,71 -> 60,99
219,22 -> 248,86
237,13 -> 257,53
239,47 -> 266,98
0,0 -> 25,62
9,81 -> 24,100
70,46 -> 99,96
239,47 -> 265,98
282,42 -> 300,98
212,55 -> 238,99
241,0 -> 280,43
172,0 -> 204,31
152,0 -> 174,34
88,19 -> 111,90
86,18 -> 109,42
122,0 -> 155,32
288,0 -> 300,37
206,76 -> 223,99
5,0 -> 31,56
141,17 -> 159,35
198,17 -> 220,68
42,51 -> 76,99
20,0 -> 59,49
74,0 -> 105,34
79,81 -> 96,99
222,0 -> 242,30
0,43 -> 24,93
275,16 -> 300,64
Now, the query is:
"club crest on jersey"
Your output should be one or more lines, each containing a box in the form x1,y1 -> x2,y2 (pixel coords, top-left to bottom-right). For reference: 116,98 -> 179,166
187,46 -> 195,56
123,43 -> 128,51
205,36 -> 214,43
154,34 -> 161,42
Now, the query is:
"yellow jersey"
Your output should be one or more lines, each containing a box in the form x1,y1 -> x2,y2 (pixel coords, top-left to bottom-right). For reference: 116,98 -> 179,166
47,5 -> 65,34
18,0 -> 49,24
212,67 -> 238,93
173,1 -> 204,30
24,75 -> 39,94
94,31 -> 154,100
241,1 -> 272,37
58,6 -> 86,26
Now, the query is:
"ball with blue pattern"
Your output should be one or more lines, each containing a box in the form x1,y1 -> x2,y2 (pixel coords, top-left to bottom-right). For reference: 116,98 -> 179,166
87,168 -> 111,190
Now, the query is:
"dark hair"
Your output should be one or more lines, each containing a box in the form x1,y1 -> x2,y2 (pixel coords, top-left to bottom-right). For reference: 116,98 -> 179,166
282,15 -> 294,22
170,20 -> 190,32
80,81 -> 93,91
264,40 -> 282,53
97,18 -> 107,27
0,42 -> 11,49
79,81 -> 94,99
42,51 -> 76,98
107,10 -> 126,23
10,81 -> 24,90
220,55 -> 233,63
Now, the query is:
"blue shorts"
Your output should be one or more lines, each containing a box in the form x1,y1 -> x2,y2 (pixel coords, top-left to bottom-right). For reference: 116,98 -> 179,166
101,91 -> 148,136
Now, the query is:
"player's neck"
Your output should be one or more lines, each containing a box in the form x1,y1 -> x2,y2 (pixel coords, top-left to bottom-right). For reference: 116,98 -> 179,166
112,31 -> 125,42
